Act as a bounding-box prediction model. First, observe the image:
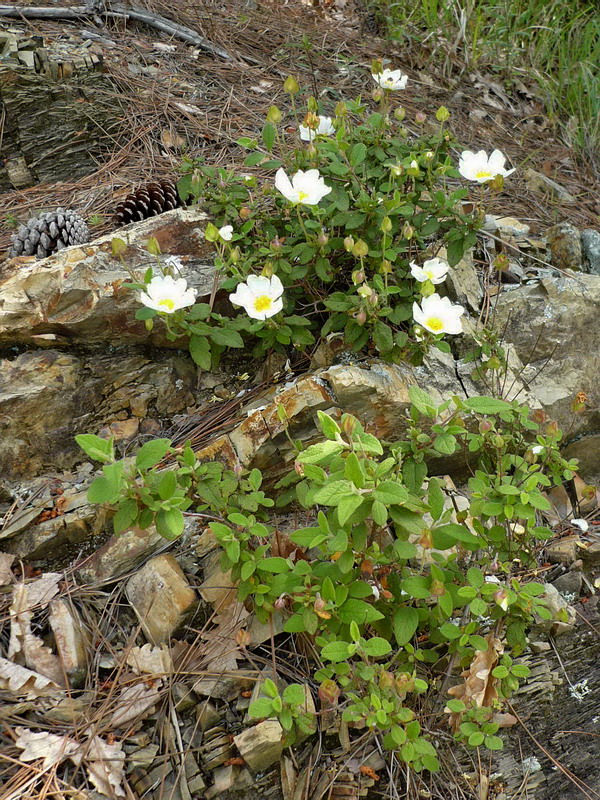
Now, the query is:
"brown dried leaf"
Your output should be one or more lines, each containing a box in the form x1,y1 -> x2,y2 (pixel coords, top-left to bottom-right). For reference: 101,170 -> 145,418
15,726 -> 79,768
108,681 -> 162,729
8,574 -> 65,685
71,736 -> 126,799
446,634 -> 504,730
0,656 -> 61,699
125,644 -> 172,675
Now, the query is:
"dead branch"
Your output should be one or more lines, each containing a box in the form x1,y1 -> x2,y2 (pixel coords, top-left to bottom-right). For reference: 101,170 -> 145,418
0,3 -> 232,61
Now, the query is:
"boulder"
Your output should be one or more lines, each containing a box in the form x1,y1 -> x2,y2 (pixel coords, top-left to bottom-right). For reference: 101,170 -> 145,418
0,207 -> 214,347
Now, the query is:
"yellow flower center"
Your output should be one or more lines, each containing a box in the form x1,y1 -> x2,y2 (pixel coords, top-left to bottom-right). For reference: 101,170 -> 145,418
158,298 -> 176,311
425,270 -> 435,280
425,316 -> 444,332
253,295 -> 273,313
475,170 -> 493,180
298,190 -> 309,202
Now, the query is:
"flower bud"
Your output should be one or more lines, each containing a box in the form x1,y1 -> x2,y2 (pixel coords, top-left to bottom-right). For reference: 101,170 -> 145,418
380,260 -> 392,275
367,292 -> 379,307
303,111 -> 320,130
430,579 -> 446,596
372,87 -> 384,102
352,269 -> 365,285
379,671 -> 395,691
381,216 -> 392,233
357,284 -> 373,298
479,419 -> 493,434
319,679 -> 341,706
390,164 -> 403,177
355,310 -> 367,326
306,143 -> 317,157
425,151 -> 434,161
229,246 -> 240,264
344,236 -> 355,252
335,100 -> 347,117
395,673 -> 414,695
239,206 -> 252,220
233,462 -> 244,477
294,460 -> 305,477
283,76 -> 299,94
307,95 -> 318,112
266,105 -> 282,124
317,231 -> 329,247
415,111 -> 427,124
270,237 -> 283,253
314,594 -> 331,619
493,435 -> 505,448
275,594 -> 288,609
341,414 -> 357,436
402,222 -> 415,240
546,420 -> 559,436
394,107 -> 406,121
435,106 -> 450,122
352,239 -> 369,258
144,318 -> 154,332
262,261 -> 274,277
419,529 -> 433,549
571,391 -> 588,413
493,588 -> 509,611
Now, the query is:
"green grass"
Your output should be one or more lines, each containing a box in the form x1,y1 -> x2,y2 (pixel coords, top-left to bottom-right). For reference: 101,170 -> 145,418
378,0 -> 600,155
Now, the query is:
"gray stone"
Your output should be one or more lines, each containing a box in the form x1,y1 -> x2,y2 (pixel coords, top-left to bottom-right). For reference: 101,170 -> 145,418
524,169 -> 576,204
48,597 -> 89,680
233,719 -> 284,772
125,554 -> 198,644
546,222 -> 582,271
581,229 -> 600,275
551,571 -> 582,598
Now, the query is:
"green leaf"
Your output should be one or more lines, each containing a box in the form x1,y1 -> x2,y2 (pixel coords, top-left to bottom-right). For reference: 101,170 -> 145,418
113,499 -> 139,533
338,599 -> 384,625
257,557 -> 290,573
282,684 -> 306,706
312,481 -> 356,506
433,524 -> 480,548
88,477 -> 119,505
136,439 -> 172,470
401,576 -> 431,599
372,499 -> 388,526
344,452 -> 366,488
373,321 -> 393,353
467,567 -> 484,588
433,434 -> 456,454
393,607 -> 419,645
349,142 -> 367,167
155,507 -> 184,540
484,735 -> 504,751
362,637 -> 392,657
75,434 -> 114,463
189,334 -> 212,370
337,495 -> 364,525
320,641 -> 352,662
446,699 -> 466,712
297,441 -> 344,465
262,122 -> 276,151
317,411 -> 341,440
408,386 -> 437,417
158,470 -> 177,500
249,698 -> 274,718
428,478 -> 445,521
468,732 -> 484,747
464,396 -> 511,414
373,481 -> 408,506
209,327 -> 244,348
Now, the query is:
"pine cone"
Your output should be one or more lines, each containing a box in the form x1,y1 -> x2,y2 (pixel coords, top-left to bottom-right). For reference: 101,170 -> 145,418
9,207 -> 89,260
113,179 -> 183,227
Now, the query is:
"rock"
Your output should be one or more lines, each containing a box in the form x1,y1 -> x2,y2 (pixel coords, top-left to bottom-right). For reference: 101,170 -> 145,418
581,229 -> 600,275
76,525 -> 166,583
492,273 -> 600,436
233,719 -> 284,772
0,208 -> 214,348
0,348 -> 195,479
125,554 -> 198,644
171,682 -> 197,712
524,169 -> 576,205
545,222 -> 582,271
442,247 -> 483,313
546,537 -> 580,565
535,583 -> 576,635
193,671 -> 255,701
43,696 -> 91,724
195,700 -> 221,731
48,598 -> 89,681
562,434 -> 600,487
551,570 -> 582,598
494,217 -> 531,237
205,765 -> 253,799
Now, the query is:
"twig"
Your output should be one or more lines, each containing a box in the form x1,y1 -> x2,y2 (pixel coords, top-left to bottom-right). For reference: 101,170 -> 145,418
0,3 -> 233,61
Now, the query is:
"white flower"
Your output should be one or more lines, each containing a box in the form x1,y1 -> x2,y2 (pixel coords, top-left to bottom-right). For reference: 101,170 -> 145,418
275,168 -> 331,206
571,518 -> 589,533
412,293 -> 464,335
410,160 -> 419,170
372,68 -> 408,91
458,149 -> 515,183
410,257 -> 449,284
299,115 -> 335,141
218,225 -> 233,241
139,275 -> 196,314
531,445 -> 544,455
229,274 -> 284,320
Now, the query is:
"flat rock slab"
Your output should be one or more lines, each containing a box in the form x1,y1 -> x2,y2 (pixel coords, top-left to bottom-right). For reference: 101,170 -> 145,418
0,207 -> 214,347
